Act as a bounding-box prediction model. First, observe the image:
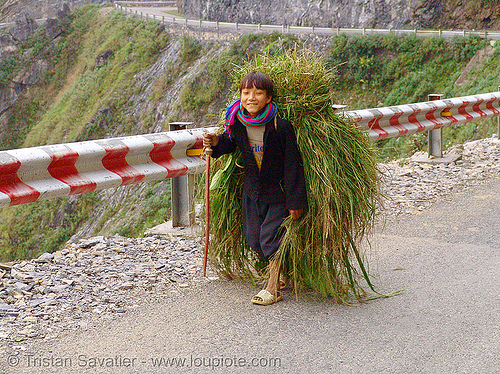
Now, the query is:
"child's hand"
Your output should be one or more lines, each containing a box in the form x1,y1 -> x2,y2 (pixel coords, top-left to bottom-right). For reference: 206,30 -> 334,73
289,209 -> 303,221
203,133 -> 219,148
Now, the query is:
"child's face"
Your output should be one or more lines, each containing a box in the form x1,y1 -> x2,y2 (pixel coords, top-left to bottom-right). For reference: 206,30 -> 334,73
240,85 -> 272,117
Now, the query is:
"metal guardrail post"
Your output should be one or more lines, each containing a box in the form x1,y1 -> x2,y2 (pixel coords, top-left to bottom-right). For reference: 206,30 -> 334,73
169,122 -> 196,227
428,94 -> 444,158
332,104 -> 347,116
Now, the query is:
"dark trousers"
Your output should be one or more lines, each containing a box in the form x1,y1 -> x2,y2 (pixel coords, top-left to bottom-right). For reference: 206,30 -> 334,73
242,191 -> 288,261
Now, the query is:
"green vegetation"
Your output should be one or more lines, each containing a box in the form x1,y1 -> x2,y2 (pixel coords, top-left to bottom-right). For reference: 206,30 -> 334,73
0,54 -> 18,87
22,8 -> 169,146
326,34 -> 487,108
0,193 -> 99,260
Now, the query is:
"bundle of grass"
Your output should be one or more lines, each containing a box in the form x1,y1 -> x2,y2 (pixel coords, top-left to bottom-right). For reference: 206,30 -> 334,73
208,50 -> 381,302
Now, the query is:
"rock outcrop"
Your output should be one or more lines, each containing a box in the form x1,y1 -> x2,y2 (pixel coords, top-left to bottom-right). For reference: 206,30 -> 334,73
179,0 -> 500,29
0,3 -> 72,149
0,0 -> 105,23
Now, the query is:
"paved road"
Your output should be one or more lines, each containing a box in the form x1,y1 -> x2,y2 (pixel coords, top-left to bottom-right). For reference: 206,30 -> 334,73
117,6 -> 500,40
3,178 -> 499,374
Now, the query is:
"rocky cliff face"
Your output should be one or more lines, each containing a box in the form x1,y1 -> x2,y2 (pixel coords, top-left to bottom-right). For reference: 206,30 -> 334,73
179,0 -> 500,29
179,0 -> 438,28
0,0 -> 107,22
0,3 -> 71,148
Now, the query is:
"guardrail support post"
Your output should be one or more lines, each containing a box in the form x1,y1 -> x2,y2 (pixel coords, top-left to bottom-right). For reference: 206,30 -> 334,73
332,104 -> 347,116
428,94 -> 443,158
169,122 -> 196,227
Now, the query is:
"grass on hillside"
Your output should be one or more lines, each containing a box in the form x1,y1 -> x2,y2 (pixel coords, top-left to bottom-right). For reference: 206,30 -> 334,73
19,7 -> 169,147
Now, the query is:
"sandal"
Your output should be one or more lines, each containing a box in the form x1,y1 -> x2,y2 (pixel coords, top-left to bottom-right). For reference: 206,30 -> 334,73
251,289 -> 282,305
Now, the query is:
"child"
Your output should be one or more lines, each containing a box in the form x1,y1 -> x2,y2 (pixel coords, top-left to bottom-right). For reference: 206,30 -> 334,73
203,71 -> 308,305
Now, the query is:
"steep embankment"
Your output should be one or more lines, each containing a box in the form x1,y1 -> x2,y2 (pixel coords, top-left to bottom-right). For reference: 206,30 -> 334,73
0,5 -> 499,261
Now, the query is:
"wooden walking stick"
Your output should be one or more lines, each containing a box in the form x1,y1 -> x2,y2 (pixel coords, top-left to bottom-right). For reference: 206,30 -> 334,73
203,144 -> 212,277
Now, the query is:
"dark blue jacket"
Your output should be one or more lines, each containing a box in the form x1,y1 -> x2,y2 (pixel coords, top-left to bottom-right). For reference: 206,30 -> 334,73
211,116 -> 308,211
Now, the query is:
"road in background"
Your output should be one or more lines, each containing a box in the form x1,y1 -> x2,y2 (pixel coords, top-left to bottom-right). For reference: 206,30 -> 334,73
120,6 -> 500,40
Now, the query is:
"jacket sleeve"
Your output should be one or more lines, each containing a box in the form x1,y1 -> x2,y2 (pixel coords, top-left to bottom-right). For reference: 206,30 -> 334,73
211,132 -> 237,158
282,120 -> 309,211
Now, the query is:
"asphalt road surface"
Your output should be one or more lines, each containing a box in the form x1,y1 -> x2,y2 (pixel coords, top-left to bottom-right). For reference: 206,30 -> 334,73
3,177 -> 500,374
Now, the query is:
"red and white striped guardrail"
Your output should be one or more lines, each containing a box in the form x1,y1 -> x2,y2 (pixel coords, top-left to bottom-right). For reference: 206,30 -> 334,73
346,92 -> 500,141
2,92 -> 499,208
0,127 -> 216,207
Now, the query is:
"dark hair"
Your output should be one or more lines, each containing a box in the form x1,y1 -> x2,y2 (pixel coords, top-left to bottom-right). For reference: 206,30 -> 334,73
239,71 -> 274,98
